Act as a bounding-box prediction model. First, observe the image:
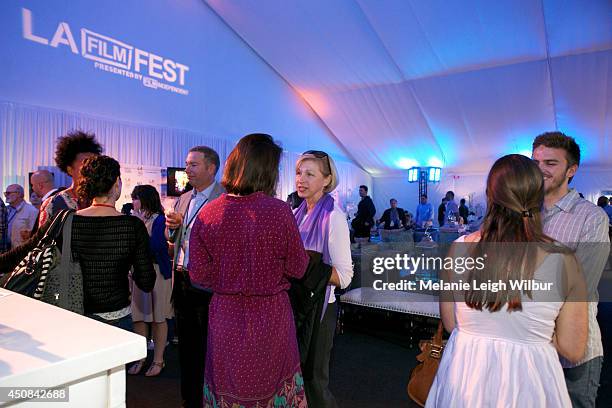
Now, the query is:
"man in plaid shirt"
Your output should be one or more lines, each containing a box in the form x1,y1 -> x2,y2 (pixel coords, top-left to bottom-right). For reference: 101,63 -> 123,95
533,132 -> 610,408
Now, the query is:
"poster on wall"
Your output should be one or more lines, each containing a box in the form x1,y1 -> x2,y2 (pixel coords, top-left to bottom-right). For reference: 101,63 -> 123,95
118,164 -> 162,210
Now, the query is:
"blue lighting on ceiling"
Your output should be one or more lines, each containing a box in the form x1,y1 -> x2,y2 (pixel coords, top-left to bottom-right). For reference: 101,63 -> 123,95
396,157 -> 420,169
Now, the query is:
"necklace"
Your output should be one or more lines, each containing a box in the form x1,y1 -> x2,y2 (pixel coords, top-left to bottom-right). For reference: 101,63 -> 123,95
92,203 -> 116,209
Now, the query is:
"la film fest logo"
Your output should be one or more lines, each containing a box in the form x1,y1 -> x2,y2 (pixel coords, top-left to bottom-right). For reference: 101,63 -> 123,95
21,8 -> 190,96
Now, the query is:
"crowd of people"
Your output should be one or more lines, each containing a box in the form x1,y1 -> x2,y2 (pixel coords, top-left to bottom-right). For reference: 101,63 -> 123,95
346,186 -> 476,242
0,131 -> 353,408
0,130 -> 611,407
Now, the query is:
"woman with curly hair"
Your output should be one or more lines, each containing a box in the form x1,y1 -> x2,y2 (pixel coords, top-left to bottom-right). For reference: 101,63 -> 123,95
1,155 -> 156,328
38,130 -> 103,227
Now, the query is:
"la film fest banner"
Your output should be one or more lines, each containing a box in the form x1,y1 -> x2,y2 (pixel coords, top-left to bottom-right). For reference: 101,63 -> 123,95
21,8 -> 190,96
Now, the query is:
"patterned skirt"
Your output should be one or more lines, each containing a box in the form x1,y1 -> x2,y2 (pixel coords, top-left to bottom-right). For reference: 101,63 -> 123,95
203,368 -> 307,408
203,293 -> 308,408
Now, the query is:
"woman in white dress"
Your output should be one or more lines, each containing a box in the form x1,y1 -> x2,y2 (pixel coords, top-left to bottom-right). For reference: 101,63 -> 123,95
426,154 -> 587,407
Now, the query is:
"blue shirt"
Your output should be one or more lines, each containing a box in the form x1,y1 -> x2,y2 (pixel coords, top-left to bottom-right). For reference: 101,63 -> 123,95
415,203 -> 433,225
604,205 -> 612,225
179,183 -> 216,268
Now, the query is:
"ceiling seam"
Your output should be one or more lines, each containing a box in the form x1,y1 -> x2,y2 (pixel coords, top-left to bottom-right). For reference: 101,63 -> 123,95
602,55 -> 610,156
332,91 -> 385,173
200,0 -> 368,173
353,0 -> 406,81
405,0 -> 447,72
402,0 -> 451,166
328,44 -> 612,95
539,0 -> 559,130
353,0 -> 447,166
404,82 -> 448,166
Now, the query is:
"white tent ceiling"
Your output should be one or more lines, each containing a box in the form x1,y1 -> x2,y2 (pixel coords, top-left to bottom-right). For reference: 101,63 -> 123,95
205,0 -> 612,176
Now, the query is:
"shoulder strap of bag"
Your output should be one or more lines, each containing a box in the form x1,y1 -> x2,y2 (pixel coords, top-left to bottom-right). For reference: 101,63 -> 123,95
60,212 -> 75,263
40,209 -> 73,245
58,212 -> 75,310
430,321 -> 444,358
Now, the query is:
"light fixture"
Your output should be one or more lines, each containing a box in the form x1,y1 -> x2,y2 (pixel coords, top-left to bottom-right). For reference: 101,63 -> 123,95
428,167 -> 441,183
409,166 -> 441,183
408,167 -> 419,183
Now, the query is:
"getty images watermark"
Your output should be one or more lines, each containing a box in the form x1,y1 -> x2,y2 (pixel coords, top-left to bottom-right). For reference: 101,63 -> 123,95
371,253 -> 553,292
355,242 -> 610,302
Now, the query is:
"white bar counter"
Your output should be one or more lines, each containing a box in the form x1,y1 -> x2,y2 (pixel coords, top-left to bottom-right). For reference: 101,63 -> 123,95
0,288 -> 146,407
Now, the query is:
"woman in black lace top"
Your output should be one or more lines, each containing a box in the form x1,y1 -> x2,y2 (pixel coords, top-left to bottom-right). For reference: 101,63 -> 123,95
1,156 -> 155,328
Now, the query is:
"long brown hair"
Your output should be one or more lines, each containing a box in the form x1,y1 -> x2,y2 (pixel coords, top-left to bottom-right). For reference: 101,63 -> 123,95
222,133 -> 282,196
131,185 -> 164,218
466,154 -> 559,311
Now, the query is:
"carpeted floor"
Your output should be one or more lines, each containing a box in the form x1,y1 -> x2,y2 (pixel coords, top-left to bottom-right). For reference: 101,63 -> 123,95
127,304 -> 612,407
126,324 -> 421,408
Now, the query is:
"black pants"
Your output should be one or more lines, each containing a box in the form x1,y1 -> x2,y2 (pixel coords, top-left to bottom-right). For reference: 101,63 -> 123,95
305,302 -> 338,408
351,218 -> 372,239
173,268 -> 212,408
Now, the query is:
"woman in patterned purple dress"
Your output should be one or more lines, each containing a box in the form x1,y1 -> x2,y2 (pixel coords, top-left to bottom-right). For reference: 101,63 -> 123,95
189,133 -> 310,408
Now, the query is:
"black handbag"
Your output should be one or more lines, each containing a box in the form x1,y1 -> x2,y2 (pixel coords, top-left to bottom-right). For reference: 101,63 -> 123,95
39,211 -> 84,314
1,210 -> 73,297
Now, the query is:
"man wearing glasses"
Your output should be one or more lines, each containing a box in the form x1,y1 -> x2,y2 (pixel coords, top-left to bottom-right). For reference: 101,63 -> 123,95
3,184 -> 39,249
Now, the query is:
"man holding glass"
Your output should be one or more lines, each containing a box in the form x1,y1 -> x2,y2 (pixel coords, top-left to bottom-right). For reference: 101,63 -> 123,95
165,146 -> 225,408
4,184 -> 38,249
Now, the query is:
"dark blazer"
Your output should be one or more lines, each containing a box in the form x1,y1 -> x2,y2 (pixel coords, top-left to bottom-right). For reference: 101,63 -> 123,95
379,207 -> 407,229
289,250 -> 333,380
437,202 -> 446,226
168,182 -> 225,275
355,196 -> 376,225
459,204 -> 469,224
286,191 -> 304,210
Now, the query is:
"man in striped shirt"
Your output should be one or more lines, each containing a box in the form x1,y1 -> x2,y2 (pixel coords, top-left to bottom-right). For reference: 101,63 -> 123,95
533,132 -> 610,407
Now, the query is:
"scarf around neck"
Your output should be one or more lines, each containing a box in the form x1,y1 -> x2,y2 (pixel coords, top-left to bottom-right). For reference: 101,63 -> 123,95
294,193 -> 334,264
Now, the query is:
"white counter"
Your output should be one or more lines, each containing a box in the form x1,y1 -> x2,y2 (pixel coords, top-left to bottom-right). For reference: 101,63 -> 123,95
0,288 -> 146,407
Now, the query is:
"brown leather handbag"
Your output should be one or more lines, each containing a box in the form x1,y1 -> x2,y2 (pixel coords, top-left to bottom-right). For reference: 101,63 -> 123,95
407,321 -> 445,407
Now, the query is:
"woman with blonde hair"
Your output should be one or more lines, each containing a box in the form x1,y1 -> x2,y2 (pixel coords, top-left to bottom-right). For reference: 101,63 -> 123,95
426,154 -> 587,407
294,150 -> 353,408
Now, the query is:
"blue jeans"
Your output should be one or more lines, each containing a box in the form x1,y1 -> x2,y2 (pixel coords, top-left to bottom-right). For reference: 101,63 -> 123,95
564,356 -> 603,408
